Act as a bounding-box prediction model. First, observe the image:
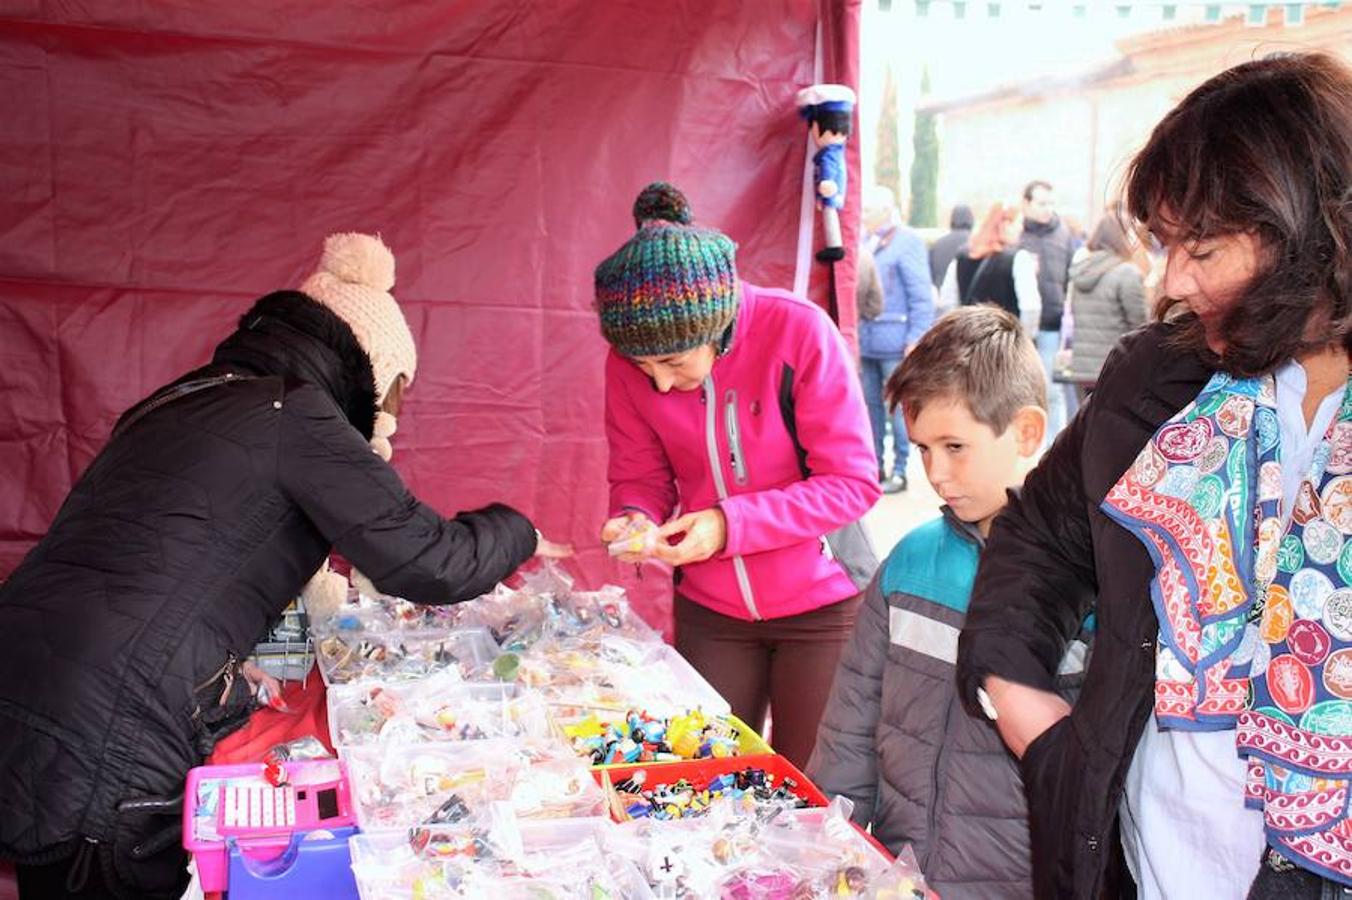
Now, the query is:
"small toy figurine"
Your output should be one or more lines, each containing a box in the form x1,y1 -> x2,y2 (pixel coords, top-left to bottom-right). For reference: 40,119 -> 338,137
491,652 -> 520,682
262,756 -> 288,787
425,793 -> 472,825
834,865 -> 869,895
796,84 -> 857,262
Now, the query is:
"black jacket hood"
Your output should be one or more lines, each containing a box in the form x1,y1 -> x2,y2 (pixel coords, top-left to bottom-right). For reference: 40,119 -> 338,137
211,290 -> 378,440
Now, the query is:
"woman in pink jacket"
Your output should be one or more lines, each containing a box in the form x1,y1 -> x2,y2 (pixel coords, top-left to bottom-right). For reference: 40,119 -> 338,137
594,183 -> 881,766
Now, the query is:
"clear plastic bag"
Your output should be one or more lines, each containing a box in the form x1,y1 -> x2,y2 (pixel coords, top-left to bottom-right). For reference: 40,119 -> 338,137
604,796 -> 915,899
449,583 -> 553,653
314,626 -> 499,685
459,562 -> 661,650
350,812 -> 652,900
262,734 -> 332,762
341,739 -> 603,832
550,585 -> 661,644
606,517 -> 660,559
872,846 -> 936,899
348,801 -> 522,899
327,674 -> 551,748
497,638 -> 727,719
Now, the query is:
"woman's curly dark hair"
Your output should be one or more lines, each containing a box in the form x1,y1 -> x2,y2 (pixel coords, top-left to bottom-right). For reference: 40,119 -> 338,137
1126,52 -> 1352,377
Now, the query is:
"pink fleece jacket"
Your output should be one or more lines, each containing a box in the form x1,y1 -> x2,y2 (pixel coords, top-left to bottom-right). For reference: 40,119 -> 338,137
605,282 -> 881,621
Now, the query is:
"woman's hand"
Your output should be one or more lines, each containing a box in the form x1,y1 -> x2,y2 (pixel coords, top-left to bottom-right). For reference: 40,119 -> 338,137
600,512 -> 654,564
240,660 -> 285,710
984,675 -> 1071,759
654,508 -> 727,567
533,532 -> 574,558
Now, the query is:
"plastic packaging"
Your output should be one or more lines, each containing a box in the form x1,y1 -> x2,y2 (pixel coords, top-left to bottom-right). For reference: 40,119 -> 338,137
341,739 -> 604,832
264,735 -> 331,763
494,640 -> 728,719
327,674 -> 551,748
607,518 -> 659,559
349,813 -> 654,900
602,795 -> 908,899
449,563 -> 661,651
260,735 -> 334,786
314,626 -> 499,686
348,801 -> 522,899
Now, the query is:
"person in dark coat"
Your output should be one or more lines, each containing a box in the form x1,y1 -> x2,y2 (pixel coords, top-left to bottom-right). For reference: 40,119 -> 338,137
1019,179 -> 1078,438
939,202 -> 1041,332
956,54 -> 1352,899
0,233 -> 560,899
927,203 -> 974,289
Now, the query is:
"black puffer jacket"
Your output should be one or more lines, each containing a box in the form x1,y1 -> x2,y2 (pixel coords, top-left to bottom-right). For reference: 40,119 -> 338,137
1020,217 -> 1076,332
957,322 -> 1211,899
0,292 -> 536,898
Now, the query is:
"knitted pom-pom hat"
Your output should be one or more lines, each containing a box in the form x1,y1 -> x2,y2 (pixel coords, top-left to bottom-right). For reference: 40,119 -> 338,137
301,232 -> 417,405
595,183 -> 738,358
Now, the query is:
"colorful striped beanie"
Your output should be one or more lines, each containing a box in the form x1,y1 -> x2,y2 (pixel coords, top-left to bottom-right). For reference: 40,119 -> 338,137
594,182 -> 739,358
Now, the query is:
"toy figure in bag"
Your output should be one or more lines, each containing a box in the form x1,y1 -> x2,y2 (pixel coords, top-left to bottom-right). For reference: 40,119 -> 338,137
0,233 -> 565,900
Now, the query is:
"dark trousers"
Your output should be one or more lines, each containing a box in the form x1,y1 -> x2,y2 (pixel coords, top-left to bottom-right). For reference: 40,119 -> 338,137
859,355 -> 907,477
674,593 -> 861,770
1248,849 -> 1352,900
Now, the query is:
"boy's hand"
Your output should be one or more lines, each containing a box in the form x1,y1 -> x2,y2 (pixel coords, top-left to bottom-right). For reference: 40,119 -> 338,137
984,675 -> 1071,759
654,508 -> 727,567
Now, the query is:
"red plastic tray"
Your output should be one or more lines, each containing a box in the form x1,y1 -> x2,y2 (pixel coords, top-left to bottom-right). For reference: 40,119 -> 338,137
594,753 -> 826,817
592,753 -> 892,861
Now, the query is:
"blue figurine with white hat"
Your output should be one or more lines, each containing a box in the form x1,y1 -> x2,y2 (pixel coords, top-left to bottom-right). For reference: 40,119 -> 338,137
797,83 -> 857,262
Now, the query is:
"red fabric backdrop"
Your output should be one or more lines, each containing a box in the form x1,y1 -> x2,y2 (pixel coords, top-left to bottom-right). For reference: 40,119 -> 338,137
0,0 -> 861,630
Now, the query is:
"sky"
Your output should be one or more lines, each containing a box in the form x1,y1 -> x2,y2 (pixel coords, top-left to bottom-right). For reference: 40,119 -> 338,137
856,1 -> 1292,201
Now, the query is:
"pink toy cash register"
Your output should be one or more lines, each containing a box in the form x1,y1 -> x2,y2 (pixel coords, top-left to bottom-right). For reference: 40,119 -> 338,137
184,759 -> 355,894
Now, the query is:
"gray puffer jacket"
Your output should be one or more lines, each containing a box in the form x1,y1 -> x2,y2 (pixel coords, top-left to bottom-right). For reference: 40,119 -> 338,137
808,508 -> 1089,899
1067,251 -> 1146,385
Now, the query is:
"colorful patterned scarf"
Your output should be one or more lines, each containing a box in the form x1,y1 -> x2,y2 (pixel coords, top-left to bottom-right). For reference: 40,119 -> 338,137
1104,370 -> 1352,882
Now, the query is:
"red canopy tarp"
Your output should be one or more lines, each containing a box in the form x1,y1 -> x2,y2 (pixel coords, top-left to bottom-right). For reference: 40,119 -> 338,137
0,0 -> 861,630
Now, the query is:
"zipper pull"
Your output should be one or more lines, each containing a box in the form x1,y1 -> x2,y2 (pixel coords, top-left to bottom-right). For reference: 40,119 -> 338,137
65,838 -> 97,892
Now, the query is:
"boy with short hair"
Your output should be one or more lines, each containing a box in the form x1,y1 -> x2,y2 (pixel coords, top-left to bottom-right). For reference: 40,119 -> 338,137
808,306 -> 1074,899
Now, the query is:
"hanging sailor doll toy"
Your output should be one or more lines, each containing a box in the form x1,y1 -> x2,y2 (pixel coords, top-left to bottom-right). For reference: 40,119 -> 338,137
796,83 -> 856,262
